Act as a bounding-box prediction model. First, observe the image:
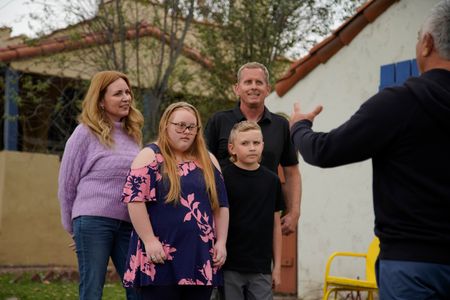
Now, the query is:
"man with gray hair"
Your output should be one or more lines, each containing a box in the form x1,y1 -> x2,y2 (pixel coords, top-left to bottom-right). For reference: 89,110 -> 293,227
290,1 -> 450,298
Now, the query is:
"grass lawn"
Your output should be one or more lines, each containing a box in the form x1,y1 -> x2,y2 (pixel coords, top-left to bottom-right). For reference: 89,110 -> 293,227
0,273 -> 126,300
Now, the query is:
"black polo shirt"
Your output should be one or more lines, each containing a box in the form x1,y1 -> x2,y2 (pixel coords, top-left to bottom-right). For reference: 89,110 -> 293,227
204,102 -> 298,173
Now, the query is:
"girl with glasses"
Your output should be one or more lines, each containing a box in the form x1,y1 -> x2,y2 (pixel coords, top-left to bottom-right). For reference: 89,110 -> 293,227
122,102 -> 229,300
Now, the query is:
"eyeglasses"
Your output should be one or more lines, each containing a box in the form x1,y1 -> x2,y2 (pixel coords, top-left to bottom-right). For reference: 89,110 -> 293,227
169,122 -> 200,134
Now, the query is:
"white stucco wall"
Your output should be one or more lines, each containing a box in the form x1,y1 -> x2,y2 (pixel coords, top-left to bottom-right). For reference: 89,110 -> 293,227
266,0 -> 440,299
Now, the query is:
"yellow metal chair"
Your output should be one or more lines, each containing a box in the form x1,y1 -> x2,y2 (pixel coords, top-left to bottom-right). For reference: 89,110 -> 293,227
322,237 -> 379,300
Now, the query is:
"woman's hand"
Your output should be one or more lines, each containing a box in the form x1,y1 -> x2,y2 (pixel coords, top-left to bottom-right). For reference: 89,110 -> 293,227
69,234 -> 76,252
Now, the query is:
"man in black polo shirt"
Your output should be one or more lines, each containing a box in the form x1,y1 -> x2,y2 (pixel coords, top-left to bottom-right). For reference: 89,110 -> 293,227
205,62 -> 301,235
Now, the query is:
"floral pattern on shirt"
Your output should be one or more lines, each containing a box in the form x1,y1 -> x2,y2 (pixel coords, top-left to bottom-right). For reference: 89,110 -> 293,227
121,143 -> 228,288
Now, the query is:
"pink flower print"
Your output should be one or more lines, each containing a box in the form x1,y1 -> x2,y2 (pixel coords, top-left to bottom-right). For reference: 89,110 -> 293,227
135,240 -> 156,281
179,164 -> 189,176
155,153 -> 164,163
180,193 -> 194,208
149,187 -> 156,199
200,230 -> 213,243
188,161 -> 196,170
178,278 -> 205,285
198,220 -> 215,243
129,252 -> 139,271
209,247 -> 219,275
123,269 -> 135,284
123,239 -> 159,286
180,193 -> 215,243
161,242 -> 177,260
178,278 -> 195,285
183,212 -> 192,222
123,255 -> 138,285
179,278 -> 193,285
149,153 -> 164,168
122,172 -> 150,203
155,171 -> 162,182
199,260 -> 213,285
178,161 -> 197,176
147,159 -> 162,182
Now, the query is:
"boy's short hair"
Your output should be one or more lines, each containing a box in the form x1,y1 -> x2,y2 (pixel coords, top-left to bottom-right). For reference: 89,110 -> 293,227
228,121 -> 263,163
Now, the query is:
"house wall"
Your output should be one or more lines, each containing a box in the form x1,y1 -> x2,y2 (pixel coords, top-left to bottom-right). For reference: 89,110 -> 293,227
10,41 -> 212,96
0,151 -> 76,266
265,0 -> 440,298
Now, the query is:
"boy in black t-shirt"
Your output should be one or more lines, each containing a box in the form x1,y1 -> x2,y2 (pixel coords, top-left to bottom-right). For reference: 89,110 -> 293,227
222,121 -> 284,300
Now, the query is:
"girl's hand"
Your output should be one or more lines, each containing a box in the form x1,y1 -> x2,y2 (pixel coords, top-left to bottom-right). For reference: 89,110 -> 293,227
213,240 -> 227,268
144,236 -> 166,264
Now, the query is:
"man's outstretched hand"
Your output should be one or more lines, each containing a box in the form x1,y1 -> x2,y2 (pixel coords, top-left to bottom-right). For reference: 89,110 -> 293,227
289,102 -> 323,128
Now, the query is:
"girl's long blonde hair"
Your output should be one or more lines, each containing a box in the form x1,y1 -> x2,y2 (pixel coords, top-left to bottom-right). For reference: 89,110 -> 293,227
157,102 -> 219,210
79,70 -> 144,147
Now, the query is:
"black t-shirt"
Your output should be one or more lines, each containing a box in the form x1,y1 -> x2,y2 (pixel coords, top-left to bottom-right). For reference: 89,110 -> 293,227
204,102 -> 298,173
222,163 -> 285,274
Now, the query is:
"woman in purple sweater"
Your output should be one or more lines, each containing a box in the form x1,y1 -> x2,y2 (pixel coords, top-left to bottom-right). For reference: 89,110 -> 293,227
58,70 -> 143,300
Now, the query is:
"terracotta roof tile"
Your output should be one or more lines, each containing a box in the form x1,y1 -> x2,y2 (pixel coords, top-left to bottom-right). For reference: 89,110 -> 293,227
275,0 -> 399,97
0,22 -> 212,70
339,15 -> 369,45
316,37 -> 342,63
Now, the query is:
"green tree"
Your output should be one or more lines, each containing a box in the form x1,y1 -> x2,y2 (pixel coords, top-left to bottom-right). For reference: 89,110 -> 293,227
29,0 -> 204,139
197,0 -> 365,98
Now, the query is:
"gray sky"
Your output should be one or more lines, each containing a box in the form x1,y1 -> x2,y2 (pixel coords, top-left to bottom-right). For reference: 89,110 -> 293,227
0,0 -> 73,38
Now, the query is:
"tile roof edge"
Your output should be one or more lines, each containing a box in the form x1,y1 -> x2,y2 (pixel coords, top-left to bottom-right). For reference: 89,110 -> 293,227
0,23 -> 212,71
275,0 -> 399,97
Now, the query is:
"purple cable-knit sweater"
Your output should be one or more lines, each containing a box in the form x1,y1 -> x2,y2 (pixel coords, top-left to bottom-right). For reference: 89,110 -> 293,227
58,122 -> 140,234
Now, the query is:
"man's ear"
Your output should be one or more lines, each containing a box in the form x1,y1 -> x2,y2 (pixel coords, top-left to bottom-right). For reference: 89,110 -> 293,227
422,33 -> 435,57
232,83 -> 239,97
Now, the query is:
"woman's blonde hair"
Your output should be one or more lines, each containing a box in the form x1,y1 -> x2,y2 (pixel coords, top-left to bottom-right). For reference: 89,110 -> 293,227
228,121 -> 262,163
79,70 -> 144,147
157,102 -> 219,210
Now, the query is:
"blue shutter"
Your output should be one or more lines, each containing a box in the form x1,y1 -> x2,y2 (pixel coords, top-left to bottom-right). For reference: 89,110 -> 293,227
395,60 -> 411,85
411,59 -> 419,77
4,67 -> 19,151
379,59 -> 418,91
379,63 -> 395,91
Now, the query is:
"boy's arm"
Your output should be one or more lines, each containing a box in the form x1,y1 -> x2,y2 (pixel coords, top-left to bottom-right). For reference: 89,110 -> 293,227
272,211 -> 282,289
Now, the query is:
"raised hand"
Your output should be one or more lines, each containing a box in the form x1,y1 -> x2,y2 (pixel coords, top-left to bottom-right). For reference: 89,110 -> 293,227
289,102 -> 323,128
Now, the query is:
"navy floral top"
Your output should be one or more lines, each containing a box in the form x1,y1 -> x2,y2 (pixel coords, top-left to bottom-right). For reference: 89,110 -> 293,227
122,143 -> 228,288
